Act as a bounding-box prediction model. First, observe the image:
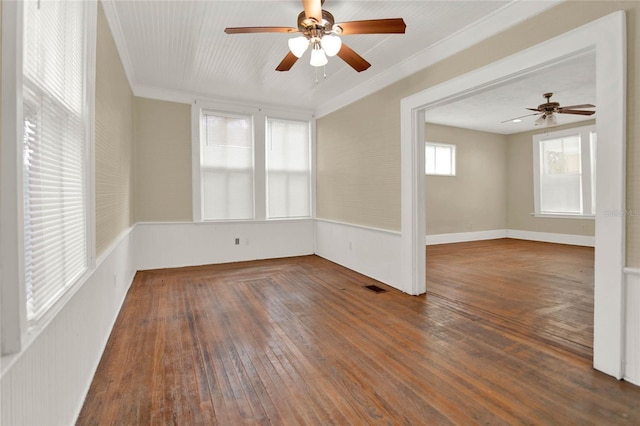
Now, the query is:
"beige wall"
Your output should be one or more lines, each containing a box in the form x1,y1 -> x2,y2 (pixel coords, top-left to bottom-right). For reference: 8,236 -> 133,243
95,2 -> 134,255
316,1 -> 639,266
316,98 -> 400,230
134,97 -> 192,222
507,120 -> 596,236
424,123 -> 507,235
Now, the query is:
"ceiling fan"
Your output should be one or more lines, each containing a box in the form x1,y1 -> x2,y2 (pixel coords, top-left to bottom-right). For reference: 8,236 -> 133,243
502,92 -> 595,126
224,0 -> 406,72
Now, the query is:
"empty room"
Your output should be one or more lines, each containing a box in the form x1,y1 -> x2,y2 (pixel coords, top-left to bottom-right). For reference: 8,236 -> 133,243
1,0 -> 639,424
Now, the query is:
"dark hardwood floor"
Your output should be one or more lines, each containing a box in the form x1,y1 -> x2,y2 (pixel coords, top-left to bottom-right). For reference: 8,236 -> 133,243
426,238 -> 594,359
78,249 -> 639,425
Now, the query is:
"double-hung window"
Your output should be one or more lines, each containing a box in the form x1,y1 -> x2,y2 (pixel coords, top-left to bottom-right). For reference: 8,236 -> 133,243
266,118 -> 311,219
201,112 -> 254,220
22,0 -> 95,323
533,125 -> 596,217
194,105 -> 312,221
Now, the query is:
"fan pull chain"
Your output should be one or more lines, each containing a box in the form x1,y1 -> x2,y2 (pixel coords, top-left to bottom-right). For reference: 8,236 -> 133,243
314,66 -> 328,85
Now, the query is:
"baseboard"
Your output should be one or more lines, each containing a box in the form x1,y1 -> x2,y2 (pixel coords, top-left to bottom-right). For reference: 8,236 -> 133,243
425,229 -> 507,245
424,229 -> 595,247
314,219 -> 402,291
134,220 -> 315,271
506,230 -> 595,247
624,268 -> 640,386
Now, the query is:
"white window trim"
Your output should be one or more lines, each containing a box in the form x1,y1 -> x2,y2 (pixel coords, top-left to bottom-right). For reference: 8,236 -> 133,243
191,100 -> 314,223
1,0 -> 97,357
532,124 -> 596,218
425,141 -> 456,176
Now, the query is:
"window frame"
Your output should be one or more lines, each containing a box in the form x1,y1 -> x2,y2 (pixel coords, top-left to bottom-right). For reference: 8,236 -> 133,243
424,142 -> 456,176
265,116 -> 312,220
199,110 -> 256,221
1,0 -> 97,355
191,101 -> 314,223
532,124 -> 596,218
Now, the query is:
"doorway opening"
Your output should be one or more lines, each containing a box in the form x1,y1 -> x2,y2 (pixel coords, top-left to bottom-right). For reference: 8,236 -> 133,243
400,11 -> 625,378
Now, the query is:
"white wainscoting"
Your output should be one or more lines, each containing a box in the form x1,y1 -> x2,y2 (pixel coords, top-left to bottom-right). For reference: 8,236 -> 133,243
134,220 -> 315,271
314,219 -> 402,290
625,268 -> 640,386
0,228 -> 136,426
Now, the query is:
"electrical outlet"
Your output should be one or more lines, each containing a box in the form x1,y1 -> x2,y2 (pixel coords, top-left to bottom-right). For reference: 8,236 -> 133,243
235,238 -> 240,245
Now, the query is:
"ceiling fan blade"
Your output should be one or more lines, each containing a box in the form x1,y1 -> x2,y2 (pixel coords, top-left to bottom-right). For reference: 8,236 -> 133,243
500,113 -> 540,123
225,26 -> 298,34
558,109 -> 596,116
276,52 -> 299,72
302,0 -> 322,23
337,43 -> 371,72
558,104 -> 595,110
526,108 -> 541,112
337,18 -> 407,35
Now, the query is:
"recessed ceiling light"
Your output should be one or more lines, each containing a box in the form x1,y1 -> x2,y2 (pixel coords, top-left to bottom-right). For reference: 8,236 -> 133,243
512,119 -> 522,123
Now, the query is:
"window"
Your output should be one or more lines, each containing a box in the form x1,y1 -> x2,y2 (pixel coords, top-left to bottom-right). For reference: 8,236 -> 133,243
201,112 -> 254,220
193,104 -> 312,222
533,125 -> 596,216
266,118 -> 311,218
22,0 -> 95,323
425,142 -> 456,176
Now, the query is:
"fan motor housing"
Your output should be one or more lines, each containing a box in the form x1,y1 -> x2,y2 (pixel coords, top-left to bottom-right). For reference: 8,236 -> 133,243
297,10 -> 335,34
538,101 -> 560,113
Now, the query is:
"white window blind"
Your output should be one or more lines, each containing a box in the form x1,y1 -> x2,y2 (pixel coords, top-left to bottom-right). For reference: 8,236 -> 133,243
266,118 -> 311,219
533,125 -> 596,216
201,112 -> 254,220
22,0 -> 90,322
425,142 -> 456,176
539,136 -> 582,214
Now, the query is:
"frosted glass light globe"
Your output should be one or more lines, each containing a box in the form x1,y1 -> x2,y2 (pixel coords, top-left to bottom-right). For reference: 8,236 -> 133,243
310,47 -> 328,67
320,34 -> 342,57
288,36 -> 309,58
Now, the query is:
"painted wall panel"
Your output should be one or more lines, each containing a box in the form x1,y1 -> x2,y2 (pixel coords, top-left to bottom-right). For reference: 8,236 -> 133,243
135,221 -> 315,271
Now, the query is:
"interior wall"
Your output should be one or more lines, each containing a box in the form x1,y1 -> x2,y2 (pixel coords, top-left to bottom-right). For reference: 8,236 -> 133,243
424,123 -> 507,235
316,99 -> 400,231
95,2 -> 134,255
134,97 -> 192,222
315,1 -> 639,267
507,120 -> 596,236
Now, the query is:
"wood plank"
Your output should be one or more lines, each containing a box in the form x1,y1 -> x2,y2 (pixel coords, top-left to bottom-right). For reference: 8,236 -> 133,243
78,252 -> 640,425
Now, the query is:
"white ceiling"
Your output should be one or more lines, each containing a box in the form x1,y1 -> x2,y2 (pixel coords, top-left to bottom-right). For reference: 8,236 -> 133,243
102,0 -> 563,116
425,50 -> 596,134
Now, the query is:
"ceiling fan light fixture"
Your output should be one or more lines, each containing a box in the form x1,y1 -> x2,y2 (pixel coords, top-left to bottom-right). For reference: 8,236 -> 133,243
320,34 -> 342,57
288,36 -> 309,58
310,44 -> 328,67
547,114 -> 558,126
535,115 -> 546,126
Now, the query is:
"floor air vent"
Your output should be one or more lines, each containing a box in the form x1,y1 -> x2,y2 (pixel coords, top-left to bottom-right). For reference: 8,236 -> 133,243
365,285 -> 388,294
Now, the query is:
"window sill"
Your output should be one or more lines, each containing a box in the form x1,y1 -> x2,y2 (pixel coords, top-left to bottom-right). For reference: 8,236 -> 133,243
531,213 -> 595,220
